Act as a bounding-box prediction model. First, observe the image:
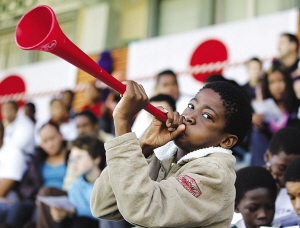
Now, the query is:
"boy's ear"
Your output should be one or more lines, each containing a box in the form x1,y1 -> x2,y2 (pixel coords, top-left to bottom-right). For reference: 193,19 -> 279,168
264,150 -> 270,163
220,135 -> 238,149
94,156 -> 101,166
234,203 -> 240,213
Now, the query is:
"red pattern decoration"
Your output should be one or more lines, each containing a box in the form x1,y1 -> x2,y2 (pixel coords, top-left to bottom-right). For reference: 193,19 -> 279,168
176,175 -> 202,198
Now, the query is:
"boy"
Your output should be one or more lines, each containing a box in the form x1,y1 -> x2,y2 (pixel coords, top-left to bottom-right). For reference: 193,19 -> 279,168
36,134 -> 106,228
91,81 -> 252,227
264,127 -> 300,226
232,166 -> 277,228
284,156 -> 300,219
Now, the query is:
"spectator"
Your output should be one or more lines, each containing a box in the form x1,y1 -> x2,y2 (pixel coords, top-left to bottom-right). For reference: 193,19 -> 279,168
81,83 -> 102,118
232,166 -> 277,228
1,100 -> 35,156
284,156 -> 300,219
242,57 -> 263,102
36,135 -> 106,228
24,102 -> 36,124
61,90 -> 76,119
0,120 -> 28,222
264,127 -> 300,226
251,63 -> 299,166
3,122 -> 68,228
35,99 -> 77,144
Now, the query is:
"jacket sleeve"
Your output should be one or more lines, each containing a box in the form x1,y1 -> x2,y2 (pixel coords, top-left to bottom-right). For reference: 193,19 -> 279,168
91,132 -> 234,227
90,166 -> 124,221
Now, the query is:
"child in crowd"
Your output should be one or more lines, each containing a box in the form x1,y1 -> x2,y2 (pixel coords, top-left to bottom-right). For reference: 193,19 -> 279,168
36,134 -> 106,228
264,127 -> 300,226
251,63 -> 299,166
284,156 -> 300,219
232,166 -> 277,228
91,81 -> 252,227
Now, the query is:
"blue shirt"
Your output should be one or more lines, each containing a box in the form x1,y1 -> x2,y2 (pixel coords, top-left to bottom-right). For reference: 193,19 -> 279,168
41,162 -> 66,189
67,175 -> 95,219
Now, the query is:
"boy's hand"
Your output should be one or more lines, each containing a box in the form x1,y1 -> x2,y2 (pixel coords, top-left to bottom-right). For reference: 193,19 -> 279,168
252,113 -> 264,128
50,206 -> 75,223
139,106 -> 185,156
113,81 -> 150,137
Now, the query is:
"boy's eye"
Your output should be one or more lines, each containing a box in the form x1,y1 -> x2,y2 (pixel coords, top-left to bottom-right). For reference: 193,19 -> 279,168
202,113 -> 212,120
247,206 -> 258,212
188,104 -> 194,109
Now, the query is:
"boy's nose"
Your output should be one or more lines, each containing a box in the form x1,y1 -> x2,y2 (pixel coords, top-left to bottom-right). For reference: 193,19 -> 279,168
183,114 -> 195,125
257,208 -> 267,220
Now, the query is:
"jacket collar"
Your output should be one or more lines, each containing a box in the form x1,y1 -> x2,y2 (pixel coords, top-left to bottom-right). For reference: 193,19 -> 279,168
154,141 -> 232,164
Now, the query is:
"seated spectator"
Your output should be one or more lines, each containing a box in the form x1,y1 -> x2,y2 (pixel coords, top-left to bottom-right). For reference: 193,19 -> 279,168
61,90 -> 76,119
132,94 -> 176,137
251,63 -> 299,166
1,100 -> 35,156
0,120 -> 28,222
81,83 -> 103,118
24,102 -> 36,124
284,156 -> 300,219
36,134 -> 106,228
264,127 -> 300,226
63,110 -> 113,190
3,122 -> 68,228
35,99 -> 77,144
242,57 -> 263,102
232,166 -> 277,228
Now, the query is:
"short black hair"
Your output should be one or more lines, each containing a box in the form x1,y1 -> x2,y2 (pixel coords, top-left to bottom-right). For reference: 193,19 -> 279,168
269,127 -> 300,156
62,90 -> 74,100
156,70 -> 178,86
282,33 -> 299,51
247,57 -> 262,68
284,156 -> 300,182
201,81 -> 252,146
75,110 -> 98,125
72,134 -> 106,170
25,102 -> 36,113
235,166 -> 277,205
150,94 -> 176,111
205,74 -> 227,83
5,100 -> 18,111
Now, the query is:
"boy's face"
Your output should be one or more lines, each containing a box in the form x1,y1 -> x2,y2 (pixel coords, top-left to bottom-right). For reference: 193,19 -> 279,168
235,188 -> 275,228
265,150 -> 299,188
156,75 -> 179,101
70,147 -> 99,176
75,115 -> 99,136
286,181 -> 300,217
174,89 -> 236,152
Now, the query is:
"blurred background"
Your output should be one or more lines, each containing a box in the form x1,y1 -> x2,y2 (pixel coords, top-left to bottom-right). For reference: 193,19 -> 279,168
0,0 -> 299,119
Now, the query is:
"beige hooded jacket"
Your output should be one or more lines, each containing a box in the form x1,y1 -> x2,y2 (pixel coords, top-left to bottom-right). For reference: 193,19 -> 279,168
91,132 -> 236,228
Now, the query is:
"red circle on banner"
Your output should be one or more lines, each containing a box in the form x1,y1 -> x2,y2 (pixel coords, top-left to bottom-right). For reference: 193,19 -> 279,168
190,39 -> 228,82
0,75 -> 26,107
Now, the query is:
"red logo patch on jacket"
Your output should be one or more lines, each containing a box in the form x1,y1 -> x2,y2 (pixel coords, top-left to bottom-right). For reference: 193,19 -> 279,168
176,175 -> 202,198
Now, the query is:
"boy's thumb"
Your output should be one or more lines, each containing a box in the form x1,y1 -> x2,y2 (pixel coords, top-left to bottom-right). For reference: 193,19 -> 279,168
170,124 -> 185,139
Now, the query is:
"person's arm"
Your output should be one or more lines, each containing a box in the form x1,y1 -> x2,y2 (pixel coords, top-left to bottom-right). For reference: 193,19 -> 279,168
0,178 -> 16,198
98,133 -> 233,227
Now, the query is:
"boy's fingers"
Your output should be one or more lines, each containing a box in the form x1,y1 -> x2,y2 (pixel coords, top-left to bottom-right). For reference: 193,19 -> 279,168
165,106 -> 174,127
170,124 -> 185,139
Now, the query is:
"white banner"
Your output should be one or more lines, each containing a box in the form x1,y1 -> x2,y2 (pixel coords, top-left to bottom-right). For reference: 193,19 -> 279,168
127,8 -> 299,98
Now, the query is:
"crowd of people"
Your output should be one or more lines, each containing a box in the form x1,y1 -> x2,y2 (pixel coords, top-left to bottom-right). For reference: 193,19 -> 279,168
0,33 -> 300,228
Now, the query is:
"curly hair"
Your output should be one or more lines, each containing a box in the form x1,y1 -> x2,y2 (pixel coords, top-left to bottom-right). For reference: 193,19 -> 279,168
269,127 -> 300,156
235,166 -> 277,205
201,81 -> 252,146
284,156 -> 300,182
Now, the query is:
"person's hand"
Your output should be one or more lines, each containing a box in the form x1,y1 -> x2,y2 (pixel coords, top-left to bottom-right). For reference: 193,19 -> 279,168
252,113 -> 264,128
0,197 -> 12,205
139,106 -> 185,156
113,81 -> 150,136
50,206 -> 75,223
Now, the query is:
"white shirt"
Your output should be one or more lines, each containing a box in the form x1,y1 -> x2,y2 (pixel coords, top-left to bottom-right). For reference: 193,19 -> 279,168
273,188 -> 300,226
0,144 -> 27,181
4,114 -> 35,155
